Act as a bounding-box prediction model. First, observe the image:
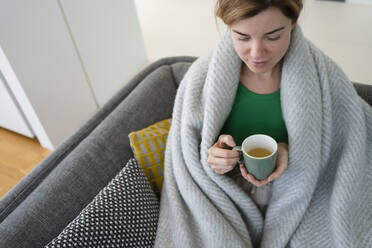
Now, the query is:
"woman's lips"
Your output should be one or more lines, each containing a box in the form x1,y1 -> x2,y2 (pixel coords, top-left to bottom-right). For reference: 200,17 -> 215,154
252,61 -> 267,68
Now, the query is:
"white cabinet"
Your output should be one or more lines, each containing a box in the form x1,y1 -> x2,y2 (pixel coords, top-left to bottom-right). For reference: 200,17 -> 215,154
0,0 -> 147,150
60,0 -> 147,106
0,71 -> 33,138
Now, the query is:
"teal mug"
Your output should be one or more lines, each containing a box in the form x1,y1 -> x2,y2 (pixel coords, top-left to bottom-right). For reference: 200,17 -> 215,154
233,134 -> 278,180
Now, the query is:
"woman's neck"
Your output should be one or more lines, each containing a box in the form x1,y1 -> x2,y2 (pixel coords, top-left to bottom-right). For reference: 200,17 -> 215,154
244,60 -> 282,81
240,61 -> 283,94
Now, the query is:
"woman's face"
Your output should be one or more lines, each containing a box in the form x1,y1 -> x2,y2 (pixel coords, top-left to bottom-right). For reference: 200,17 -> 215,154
230,7 -> 294,75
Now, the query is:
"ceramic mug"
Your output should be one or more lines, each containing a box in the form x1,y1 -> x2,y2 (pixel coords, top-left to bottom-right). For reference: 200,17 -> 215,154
233,134 -> 278,180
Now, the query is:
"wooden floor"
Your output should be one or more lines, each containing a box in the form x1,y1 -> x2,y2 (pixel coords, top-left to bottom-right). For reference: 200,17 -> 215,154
0,127 -> 51,199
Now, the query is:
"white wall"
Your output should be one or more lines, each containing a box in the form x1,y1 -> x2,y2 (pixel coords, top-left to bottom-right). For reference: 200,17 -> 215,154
300,0 -> 372,84
346,0 -> 372,4
134,0 -> 227,62
134,0 -> 372,85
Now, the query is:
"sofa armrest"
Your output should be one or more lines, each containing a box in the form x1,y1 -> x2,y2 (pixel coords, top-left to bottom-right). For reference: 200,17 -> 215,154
0,56 -> 196,248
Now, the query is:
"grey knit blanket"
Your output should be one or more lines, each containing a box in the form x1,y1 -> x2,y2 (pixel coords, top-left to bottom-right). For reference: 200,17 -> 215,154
154,26 -> 372,247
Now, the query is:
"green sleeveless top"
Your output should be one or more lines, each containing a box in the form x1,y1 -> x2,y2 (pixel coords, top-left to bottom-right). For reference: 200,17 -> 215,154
220,82 -> 288,145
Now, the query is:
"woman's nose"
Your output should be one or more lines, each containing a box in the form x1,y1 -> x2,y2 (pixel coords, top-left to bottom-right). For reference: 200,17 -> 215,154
250,41 -> 266,59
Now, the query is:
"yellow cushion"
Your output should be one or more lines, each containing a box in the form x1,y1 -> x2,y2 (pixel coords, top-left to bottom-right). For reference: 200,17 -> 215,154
128,118 -> 171,196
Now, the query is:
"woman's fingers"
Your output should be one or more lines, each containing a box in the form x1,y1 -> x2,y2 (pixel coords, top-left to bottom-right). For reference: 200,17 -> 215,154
240,163 -> 270,187
268,161 -> 287,181
268,143 -> 289,181
217,134 -> 236,148
208,146 -> 240,159
207,156 -> 239,167
208,156 -> 239,174
210,163 -> 235,174
213,168 -> 231,174
207,134 -> 240,174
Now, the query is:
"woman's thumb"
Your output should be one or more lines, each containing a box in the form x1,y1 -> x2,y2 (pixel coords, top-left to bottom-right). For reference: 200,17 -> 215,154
220,135 -> 236,148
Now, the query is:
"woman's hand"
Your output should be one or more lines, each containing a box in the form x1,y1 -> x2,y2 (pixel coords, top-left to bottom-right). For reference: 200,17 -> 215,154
240,142 -> 289,187
207,134 -> 241,174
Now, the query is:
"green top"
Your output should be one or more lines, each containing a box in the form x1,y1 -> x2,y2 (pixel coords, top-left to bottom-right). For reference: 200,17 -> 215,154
220,82 -> 288,145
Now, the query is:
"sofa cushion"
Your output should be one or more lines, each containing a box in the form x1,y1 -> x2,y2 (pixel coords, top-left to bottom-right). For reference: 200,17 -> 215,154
45,158 -> 159,248
128,118 -> 171,197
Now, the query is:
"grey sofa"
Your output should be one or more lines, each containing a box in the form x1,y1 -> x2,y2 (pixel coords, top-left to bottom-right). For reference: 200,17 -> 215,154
0,56 -> 371,248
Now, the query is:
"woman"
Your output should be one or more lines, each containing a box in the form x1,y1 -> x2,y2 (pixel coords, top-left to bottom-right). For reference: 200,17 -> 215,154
208,1 -> 297,214
155,0 -> 372,247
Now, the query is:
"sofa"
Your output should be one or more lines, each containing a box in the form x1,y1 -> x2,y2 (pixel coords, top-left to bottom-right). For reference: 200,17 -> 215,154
0,56 -> 371,247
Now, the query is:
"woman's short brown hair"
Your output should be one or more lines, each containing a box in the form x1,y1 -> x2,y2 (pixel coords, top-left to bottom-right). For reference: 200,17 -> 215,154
215,0 -> 303,26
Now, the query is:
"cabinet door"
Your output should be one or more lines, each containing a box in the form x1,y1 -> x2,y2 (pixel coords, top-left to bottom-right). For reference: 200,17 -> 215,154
0,72 -> 34,138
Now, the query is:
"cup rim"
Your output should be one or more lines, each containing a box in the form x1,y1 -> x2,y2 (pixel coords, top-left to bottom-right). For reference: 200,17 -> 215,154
242,134 -> 277,160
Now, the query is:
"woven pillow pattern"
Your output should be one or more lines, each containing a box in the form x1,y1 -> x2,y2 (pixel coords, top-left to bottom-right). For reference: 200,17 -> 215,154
128,118 -> 171,196
45,158 -> 160,248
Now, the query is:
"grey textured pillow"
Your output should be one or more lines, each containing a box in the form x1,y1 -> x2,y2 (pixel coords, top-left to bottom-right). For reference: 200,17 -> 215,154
45,158 -> 160,248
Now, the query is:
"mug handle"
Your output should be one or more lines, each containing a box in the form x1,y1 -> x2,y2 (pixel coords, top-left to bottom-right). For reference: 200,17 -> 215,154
232,146 -> 243,163
232,146 -> 242,152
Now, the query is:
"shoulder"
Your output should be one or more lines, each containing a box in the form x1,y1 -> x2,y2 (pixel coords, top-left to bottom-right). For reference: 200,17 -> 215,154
305,39 -> 360,100
178,52 -> 212,89
187,53 -> 212,76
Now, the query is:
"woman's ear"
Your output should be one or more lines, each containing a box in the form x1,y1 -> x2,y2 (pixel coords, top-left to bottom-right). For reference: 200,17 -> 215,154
291,22 -> 295,30
290,22 -> 297,33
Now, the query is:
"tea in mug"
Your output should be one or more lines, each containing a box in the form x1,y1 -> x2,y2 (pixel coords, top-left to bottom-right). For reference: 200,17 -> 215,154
247,147 -> 272,158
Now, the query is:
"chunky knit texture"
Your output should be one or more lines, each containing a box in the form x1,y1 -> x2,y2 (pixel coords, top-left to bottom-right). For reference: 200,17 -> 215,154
154,26 -> 372,248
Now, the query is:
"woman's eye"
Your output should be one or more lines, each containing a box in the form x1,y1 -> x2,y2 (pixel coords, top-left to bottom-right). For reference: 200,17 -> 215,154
238,37 -> 250,41
266,36 -> 280,41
